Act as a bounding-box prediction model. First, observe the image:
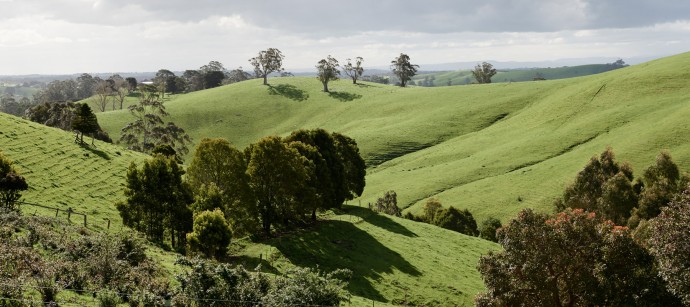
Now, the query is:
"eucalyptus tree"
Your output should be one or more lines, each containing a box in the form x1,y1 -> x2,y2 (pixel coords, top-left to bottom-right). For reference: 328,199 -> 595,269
316,55 -> 340,92
391,53 -> 418,87
249,48 -> 285,85
343,57 -> 364,84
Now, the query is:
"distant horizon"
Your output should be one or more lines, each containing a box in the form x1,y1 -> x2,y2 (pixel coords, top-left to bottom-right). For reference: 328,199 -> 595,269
0,53 -> 670,78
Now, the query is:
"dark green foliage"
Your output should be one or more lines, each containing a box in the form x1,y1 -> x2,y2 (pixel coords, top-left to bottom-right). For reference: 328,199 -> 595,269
284,129 -> 366,211
472,62 -> 497,84
556,147 -> 637,225
187,138 -> 256,235
25,101 -> 112,143
174,257 -> 350,306
187,209 -> 232,259
374,190 -> 401,217
433,206 -> 478,236
0,152 -> 28,212
648,189 -> 690,305
116,154 -> 193,247
246,136 -> 311,235
479,217 -> 502,242
72,103 -> 99,144
391,53 -> 419,87
634,151 -> 689,221
476,209 -> 679,306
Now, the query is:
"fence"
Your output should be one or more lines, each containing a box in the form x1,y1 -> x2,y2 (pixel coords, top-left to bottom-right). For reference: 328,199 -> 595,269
16,201 -> 90,227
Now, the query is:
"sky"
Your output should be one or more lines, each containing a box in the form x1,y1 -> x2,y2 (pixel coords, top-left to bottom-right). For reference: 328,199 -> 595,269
1,0 -> 690,75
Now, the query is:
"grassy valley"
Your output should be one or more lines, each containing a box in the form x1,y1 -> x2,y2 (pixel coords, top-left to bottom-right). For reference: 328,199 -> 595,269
98,52 -> 690,224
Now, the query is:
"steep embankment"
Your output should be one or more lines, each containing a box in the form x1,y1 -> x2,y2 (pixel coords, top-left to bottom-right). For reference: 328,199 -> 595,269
98,52 -> 690,224
0,114 -> 149,230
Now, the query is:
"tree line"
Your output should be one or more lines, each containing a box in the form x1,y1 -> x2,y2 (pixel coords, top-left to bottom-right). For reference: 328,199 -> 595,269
477,148 -> 690,305
116,128 -> 366,258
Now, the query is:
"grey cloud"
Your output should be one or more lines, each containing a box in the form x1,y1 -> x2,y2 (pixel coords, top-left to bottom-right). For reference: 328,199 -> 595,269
7,0 -> 688,33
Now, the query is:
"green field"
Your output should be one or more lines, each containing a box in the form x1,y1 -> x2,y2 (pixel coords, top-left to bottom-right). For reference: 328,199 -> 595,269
98,52 -> 690,224
412,63 -> 623,86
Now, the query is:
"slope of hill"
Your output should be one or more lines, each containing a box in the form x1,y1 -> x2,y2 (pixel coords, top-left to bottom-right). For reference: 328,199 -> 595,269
411,63 -> 624,86
1,111 -> 499,305
97,52 -> 690,225
0,113 -> 149,231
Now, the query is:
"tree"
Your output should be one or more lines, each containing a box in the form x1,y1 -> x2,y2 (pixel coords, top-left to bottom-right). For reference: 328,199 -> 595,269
284,129 -> 365,210
116,154 -> 193,247
316,56 -> 340,92
432,206 -> 478,236
249,48 -> 285,85
476,208 -> 679,306
76,73 -> 96,100
153,69 -> 177,97
556,147 -> 636,225
71,103 -> 99,145
92,79 -> 112,112
0,152 -> 28,212
125,77 -> 137,92
634,151 -> 689,221
186,138 -> 257,235
182,70 -> 204,92
110,76 -> 129,110
199,61 -> 228,89
374,190 -> 401,216
472,62 -> 497,84
187,208 -> 233,259
245,136 -> 311,235
227,67 -> 252,84
343,57 -> 364,84
422,198 -> 443,222
478,217 -> 502,242
648,189 -> 690,305
390,53 -> 418,87
118,87 -> 192,155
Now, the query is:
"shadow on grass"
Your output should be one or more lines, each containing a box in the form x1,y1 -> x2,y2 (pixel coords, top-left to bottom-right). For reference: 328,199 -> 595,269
328,91 -> 363,102
81,143 -> 110,160
355,83 -> 375,88
268,219 -> 421,302
267,84 -> 309,102
345,206 -> 418,237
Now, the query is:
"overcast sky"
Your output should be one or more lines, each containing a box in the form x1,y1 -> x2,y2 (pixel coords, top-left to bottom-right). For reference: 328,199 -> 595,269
1,0 -> 689,75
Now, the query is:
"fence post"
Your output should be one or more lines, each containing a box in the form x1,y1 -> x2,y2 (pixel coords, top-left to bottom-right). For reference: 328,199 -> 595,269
55,209 -> 59,217
83,214 -> 87,227
67,207 -> 72,221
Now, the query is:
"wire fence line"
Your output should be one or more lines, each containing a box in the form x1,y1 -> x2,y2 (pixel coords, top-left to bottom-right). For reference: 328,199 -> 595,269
15,200 -> 95,228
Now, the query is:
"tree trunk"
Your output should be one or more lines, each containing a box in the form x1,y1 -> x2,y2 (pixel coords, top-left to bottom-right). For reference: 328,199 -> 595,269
352,77 -> 357,84
263,75 -> 268,85
323,82 -> 329,93
311,209 -> 317,222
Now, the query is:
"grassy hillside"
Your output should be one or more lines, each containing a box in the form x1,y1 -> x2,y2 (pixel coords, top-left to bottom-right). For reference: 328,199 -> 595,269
412,63 -> 623,86
1,111 -> 499,305
0,113 -> 149,231
98,52 -> 690,225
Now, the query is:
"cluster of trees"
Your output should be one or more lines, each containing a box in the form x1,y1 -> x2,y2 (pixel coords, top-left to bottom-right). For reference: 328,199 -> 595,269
477,148 -> 690,305
401,197 -> 500,238
116,128 -> 366,257
0,151 -> 28,212
24,101 -> 112,143
153,61 -> 252,96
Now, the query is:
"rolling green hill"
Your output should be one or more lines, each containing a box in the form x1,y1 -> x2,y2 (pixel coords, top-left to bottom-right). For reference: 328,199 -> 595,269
412,63 -> 624,86
97,52 -> 690,225
0,112 -> 499,305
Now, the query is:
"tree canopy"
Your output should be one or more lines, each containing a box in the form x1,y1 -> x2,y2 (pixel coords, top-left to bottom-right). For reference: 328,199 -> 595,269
71,103 -> 99,145
391,53 -> 418,87
249,48 -> 285,85
343,57 -> 364,84
0,151 -> 28,212
316,55 -> 340,92
472,62 -> 497,84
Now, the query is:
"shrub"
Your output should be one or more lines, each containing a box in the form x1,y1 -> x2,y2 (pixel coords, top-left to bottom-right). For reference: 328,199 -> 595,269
374,190 -> 401,217
433,206 -> 478,236
186,209 -> 232,259
478,217 -> 502,242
